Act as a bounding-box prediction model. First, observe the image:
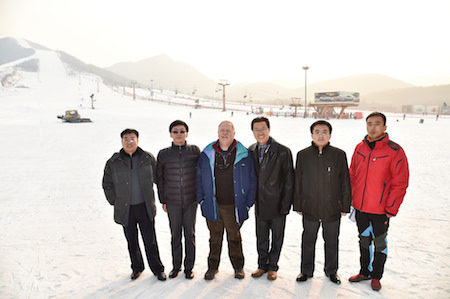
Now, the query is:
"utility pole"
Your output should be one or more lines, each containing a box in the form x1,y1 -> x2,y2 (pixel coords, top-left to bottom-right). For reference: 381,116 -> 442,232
218,80 -> 230,111
131,80 -> 137,100
303,66 -> 309,118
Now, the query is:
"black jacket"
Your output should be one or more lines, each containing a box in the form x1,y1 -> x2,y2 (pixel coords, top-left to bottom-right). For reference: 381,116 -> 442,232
249,138 -> 294,220
102,147 -> 157,226
293,143 -> 351,222
156,142 -> 200,206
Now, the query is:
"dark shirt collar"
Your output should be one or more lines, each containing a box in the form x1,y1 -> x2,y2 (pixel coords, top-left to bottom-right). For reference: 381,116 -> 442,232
257,136 -> 272,149
119,147 -> 141,158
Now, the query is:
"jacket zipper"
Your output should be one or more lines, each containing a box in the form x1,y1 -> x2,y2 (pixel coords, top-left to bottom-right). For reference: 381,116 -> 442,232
360,150 -> 372,210
379,181 -> 386,204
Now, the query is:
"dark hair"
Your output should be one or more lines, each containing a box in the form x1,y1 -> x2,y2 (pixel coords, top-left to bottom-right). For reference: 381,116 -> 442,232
310,120 -> 332,134
251,117 -> 270,130
121,128 -> 139,138
366,112 -> 386,125
169,120 -> 189,132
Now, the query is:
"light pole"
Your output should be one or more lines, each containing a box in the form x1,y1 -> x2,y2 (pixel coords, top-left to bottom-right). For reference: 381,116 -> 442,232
303,66 -> 309,118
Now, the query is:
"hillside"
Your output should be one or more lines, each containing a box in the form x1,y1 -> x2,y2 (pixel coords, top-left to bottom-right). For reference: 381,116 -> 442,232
360,84 -> 450,111
107,55 -> 218,97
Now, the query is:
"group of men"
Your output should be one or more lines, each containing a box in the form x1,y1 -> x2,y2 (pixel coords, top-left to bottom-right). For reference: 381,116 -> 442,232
102,112 -> 409,292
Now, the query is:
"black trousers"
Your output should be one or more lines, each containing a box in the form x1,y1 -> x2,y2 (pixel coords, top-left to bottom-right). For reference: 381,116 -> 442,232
301,217 -> 340,276
256,215 -> 286,271
206,204 -> 244,270
166,202 -> 197,271
123,203 -> 164,275
355,210 -> 390,280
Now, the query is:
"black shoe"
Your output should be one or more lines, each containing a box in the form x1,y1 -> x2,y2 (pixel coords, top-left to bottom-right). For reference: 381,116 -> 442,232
130,270 -> 142,280
234,269 -> 245,279
327,273 -> 341,285
296,273 -> 311,282
204,269 -> 218,280
169,269 -> 181,279
185,270 -> 194,279
157,272 -> 167,281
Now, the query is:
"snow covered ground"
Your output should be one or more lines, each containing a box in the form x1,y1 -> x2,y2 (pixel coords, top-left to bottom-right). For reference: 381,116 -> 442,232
1,43 -> 449,299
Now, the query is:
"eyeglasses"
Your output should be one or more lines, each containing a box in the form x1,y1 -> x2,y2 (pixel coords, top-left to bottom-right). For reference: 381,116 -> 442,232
122,137 -> 136,143
253,128 -> 268,132
313,130 -> 330,136
172,130 -> 186,134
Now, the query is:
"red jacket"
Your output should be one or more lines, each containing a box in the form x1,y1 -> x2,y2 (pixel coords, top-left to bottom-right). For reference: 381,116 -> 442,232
350,134 -> 409,216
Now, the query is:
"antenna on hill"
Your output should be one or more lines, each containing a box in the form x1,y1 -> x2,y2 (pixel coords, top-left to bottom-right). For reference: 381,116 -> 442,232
218,80 -> 230,111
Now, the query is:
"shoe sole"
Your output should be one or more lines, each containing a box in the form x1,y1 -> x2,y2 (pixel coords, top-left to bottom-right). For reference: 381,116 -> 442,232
349,276 -> 370,282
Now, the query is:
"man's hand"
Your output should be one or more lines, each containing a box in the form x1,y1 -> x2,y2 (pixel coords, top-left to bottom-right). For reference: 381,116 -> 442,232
341,212 -> 347,216
297,211 -> 302,215
162,204 -> 167,213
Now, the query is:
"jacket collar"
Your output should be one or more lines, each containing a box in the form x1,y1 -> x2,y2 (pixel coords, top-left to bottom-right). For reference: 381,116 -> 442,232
364,133 -> 389,149
213,139 -> 237,154
204,140 -> 248,165
311,141 -> 330,153
119,147 -> 143,159
171,142 -> 187,149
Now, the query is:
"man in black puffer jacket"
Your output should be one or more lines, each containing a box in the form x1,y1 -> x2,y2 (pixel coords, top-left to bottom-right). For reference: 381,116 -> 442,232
248,117 -> 294,281
294,120 -> 351,285
156,120 -> 200,279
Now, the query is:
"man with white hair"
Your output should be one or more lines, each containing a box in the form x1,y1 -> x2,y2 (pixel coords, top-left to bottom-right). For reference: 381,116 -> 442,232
197,121 -> 257,280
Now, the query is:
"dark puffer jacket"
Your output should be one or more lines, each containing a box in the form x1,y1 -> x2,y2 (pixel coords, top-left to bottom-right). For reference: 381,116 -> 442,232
294,143 -> 351,222
102,147 -> 157,226
248,138 -> 294,220
156,143 -> 200,206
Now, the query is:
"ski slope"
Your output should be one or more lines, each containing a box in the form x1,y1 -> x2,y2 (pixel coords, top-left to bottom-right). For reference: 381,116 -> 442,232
0,40 -> 449,299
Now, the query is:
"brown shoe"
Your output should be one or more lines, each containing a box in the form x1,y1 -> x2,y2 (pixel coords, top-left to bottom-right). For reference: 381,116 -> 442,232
251,269 -> 266,278
267,270 -> 277,281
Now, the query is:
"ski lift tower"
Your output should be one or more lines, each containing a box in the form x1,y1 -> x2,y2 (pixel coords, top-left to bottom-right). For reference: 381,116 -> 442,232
218,80 -> 230,111
290,97 -> 302,117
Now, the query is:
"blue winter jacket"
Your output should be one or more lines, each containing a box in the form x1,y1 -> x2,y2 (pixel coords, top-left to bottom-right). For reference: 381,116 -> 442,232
196,140 -> 257,223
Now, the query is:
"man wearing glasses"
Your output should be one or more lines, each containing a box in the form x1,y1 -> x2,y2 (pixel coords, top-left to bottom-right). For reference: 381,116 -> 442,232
102,128 -> 167,281
294,120 -> 351,285
248,117 -> 294,281
196,121 -> 257,280
156,120 -> 200,279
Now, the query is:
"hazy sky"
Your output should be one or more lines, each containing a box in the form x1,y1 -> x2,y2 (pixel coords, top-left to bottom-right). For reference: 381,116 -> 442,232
1,0 -> 449,86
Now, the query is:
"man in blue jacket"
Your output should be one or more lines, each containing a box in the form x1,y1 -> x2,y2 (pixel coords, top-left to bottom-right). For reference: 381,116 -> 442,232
197,120 -> 257,280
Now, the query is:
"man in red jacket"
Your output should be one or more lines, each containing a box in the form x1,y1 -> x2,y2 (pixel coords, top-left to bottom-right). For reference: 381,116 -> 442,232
348,112 -> 409,291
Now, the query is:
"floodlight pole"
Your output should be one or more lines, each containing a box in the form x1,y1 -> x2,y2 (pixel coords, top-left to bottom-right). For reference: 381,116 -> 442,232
303,66 -> 309,118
